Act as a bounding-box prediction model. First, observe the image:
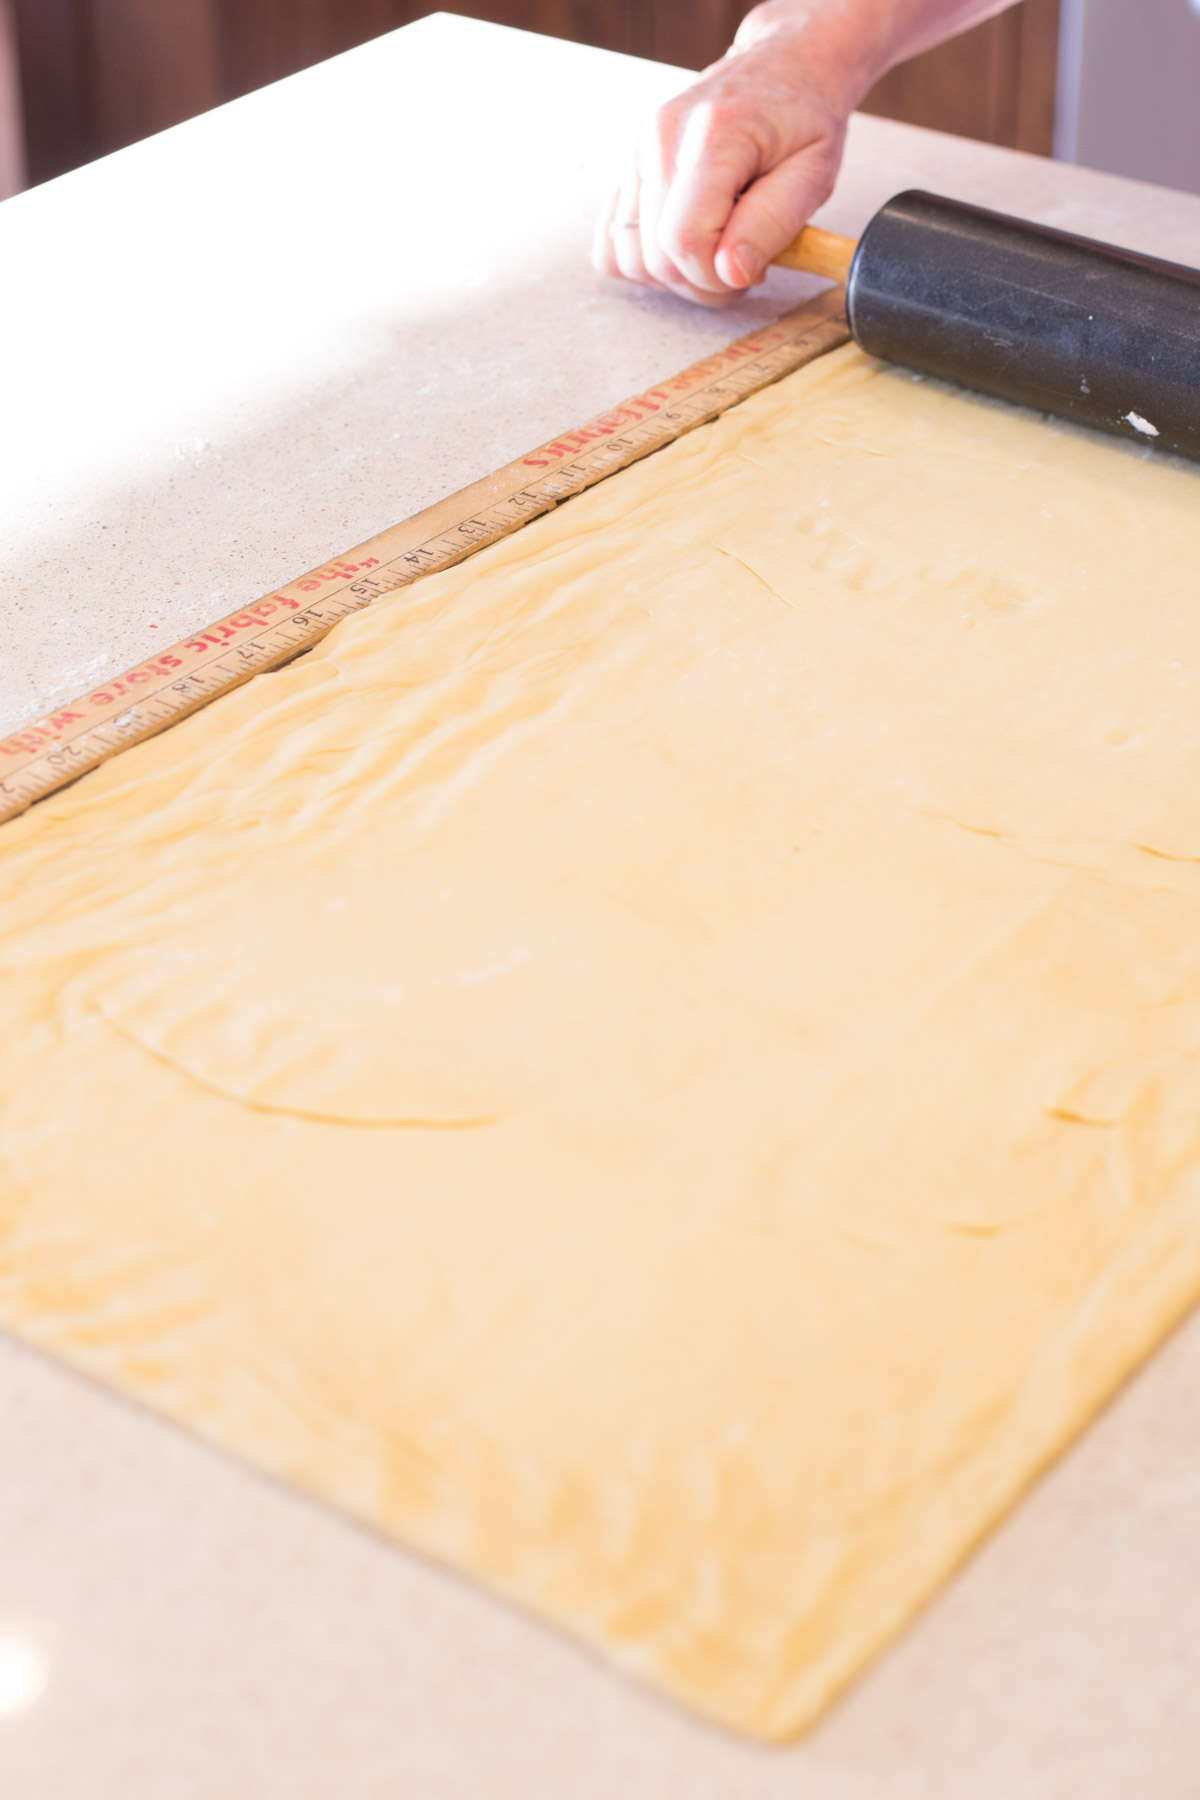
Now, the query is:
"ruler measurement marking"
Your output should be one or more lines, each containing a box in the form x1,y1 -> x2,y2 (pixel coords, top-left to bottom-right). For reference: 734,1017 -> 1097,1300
0,293 -> 848,825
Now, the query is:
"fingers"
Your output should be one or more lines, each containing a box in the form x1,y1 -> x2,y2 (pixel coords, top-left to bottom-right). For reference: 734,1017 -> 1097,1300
592,159 -> 738,309
592,15 -> 857,310
631,127 -> 740,306
592,69 -> 794,303
591,165 -> 642,280
712,135 -> 843,289
590,184 -> 622,278
612,166 -> 652,286
652,99 -> 761,293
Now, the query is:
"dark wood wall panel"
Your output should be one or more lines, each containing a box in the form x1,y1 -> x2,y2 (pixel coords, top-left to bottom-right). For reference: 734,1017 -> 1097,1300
88,0 -> 220,150
13,0 -> 91,182
12,0 -> 1059,189
629,0 -> 744,68
862,0 -> 1060,155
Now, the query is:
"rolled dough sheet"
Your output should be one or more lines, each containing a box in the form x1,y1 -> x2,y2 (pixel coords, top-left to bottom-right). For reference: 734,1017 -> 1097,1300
3,344 -> 1200,1740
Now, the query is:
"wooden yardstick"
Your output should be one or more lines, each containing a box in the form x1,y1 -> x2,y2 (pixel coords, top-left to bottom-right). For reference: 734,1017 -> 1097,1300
0,288 -> 848,828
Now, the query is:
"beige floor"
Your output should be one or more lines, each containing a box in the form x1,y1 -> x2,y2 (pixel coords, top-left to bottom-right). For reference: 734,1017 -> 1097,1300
1,16 -> 1198,1794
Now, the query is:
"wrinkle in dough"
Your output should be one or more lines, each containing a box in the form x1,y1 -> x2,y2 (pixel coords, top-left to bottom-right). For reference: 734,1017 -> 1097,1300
2,347 -> 1200,1738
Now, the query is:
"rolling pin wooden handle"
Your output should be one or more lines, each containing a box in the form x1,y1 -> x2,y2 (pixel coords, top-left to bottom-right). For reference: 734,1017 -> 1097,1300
772,226 -> 857,284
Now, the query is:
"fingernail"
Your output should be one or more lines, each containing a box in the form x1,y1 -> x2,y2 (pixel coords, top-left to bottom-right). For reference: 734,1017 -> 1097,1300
728,244 -> 763,287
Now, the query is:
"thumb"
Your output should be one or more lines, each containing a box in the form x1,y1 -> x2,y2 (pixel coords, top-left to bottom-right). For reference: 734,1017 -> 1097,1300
714,138 -> 843,288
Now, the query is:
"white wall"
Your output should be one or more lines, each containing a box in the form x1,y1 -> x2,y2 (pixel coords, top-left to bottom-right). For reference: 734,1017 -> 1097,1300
1057,0 -> 1200,193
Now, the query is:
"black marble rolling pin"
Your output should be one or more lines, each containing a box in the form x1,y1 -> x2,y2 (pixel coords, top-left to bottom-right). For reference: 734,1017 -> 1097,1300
776,190 -> 1200,462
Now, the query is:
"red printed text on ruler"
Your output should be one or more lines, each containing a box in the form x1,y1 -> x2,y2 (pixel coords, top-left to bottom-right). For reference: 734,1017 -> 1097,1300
0,557 -> 381,758
521,328 -> 789,468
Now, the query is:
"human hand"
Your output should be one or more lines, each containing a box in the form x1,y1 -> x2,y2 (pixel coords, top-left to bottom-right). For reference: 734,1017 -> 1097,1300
592,0 -> 1017,306
592,2 -> 872,307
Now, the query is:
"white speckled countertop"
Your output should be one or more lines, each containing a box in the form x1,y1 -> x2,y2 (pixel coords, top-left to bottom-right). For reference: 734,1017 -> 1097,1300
1,15 -> 1199,1794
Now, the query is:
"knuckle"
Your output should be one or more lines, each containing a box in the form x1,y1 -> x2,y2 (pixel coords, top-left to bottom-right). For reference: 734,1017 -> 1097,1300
703,97 -> 738,133
662,228 -> 714,276
650,98 -> 687,152
671,221 -> 715,258
642,244 -> 677,286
